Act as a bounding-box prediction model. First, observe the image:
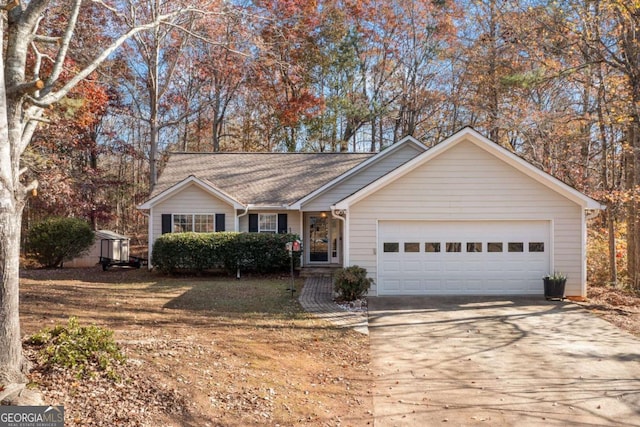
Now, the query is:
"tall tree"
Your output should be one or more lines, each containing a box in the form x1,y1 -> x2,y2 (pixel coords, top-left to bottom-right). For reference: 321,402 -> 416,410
118,0 -> 201,188
251,0 -> 324,151
25,76 -> 113,228
0,0 -> 203,394
180,4 -> 250,152
608,1 -> 640,291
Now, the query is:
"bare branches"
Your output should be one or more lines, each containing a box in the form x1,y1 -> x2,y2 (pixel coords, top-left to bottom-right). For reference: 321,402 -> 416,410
42,0 -> 82,94
3,0 -> 18,12
6,79 -> 43,96
33,6 -> 208,108
32,35 -> 59,44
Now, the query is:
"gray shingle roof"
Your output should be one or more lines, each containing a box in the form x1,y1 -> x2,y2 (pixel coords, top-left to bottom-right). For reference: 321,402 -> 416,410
151,152 -> 376,206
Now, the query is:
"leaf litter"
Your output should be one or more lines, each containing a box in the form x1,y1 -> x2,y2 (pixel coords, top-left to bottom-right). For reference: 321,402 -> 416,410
19,268 -> 373,426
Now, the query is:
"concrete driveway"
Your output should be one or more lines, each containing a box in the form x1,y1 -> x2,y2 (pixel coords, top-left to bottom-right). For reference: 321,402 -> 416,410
368,297 -> 640,426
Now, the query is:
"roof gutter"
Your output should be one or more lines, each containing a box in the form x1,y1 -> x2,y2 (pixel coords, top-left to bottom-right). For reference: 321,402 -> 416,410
246,205 -> 291,210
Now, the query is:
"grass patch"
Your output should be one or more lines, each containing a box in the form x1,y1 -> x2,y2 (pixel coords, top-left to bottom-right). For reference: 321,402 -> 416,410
156,276 -> 306,318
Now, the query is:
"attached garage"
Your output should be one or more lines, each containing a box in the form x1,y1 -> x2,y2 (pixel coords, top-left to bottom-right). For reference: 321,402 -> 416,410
378,220 -> 550,295
334,128 -> 604,298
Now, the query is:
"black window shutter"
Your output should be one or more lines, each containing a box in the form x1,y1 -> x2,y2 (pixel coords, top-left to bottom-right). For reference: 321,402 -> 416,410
161,214 -> 172,234
248,214 -> 259,232
277,214 -> 288,234
215,213 -> 226,231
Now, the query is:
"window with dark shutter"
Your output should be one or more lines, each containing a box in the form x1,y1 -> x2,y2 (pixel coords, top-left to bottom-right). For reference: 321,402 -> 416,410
161,214 -> 172,234
248,214 -> 259,232
215,213 -> 226,232
277,214 -> 288,234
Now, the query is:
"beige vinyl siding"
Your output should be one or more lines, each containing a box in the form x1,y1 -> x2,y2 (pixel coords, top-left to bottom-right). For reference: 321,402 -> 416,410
348,140 -> 585,296
302,143 -> 423,211
238,210 -> 301,235
151,184 -> 236,246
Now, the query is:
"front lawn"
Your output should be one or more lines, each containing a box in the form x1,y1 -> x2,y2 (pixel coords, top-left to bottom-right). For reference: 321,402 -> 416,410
19,268 -> 372,426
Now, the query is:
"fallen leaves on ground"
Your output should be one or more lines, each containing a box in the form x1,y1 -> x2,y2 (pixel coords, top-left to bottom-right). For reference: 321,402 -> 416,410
19,268 -> 373,427
581,285 -> 640,337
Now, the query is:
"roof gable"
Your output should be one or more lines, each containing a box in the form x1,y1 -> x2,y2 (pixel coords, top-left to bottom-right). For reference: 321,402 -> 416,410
291,135 -> 427,208
138,175 -> 244,209
334,127 -> 603,210
140,152 -> 374,209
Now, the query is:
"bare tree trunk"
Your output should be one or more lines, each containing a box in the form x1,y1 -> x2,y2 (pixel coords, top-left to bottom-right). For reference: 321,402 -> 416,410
607,210 -> 618,287
0,0 -> 201,390
0,15 -> 27,384
369,118 -> 376,152
626,119 -> 640,290
486,0 -> 499,143
0,207 -> 26,385
148,29 -> 160,189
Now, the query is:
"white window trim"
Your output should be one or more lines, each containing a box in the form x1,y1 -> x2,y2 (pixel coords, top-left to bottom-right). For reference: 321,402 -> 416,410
172,213 -> 217,233
258,213 -> 278,233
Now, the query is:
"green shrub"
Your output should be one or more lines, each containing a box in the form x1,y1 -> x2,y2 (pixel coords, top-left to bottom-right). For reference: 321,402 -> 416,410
26,317 -> 125,381
152,232 -> 300,274
333,265 -> 373,301
26,217 -> 94,268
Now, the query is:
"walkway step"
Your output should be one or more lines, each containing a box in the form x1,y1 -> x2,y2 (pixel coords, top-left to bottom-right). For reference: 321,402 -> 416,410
298,275 -> 368,335
299,267 -> 341,278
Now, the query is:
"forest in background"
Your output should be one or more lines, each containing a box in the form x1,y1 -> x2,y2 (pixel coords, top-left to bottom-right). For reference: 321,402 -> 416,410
21,0 -> 640,289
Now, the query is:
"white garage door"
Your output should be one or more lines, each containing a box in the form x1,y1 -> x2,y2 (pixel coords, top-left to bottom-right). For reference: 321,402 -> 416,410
378,220 -> 550,295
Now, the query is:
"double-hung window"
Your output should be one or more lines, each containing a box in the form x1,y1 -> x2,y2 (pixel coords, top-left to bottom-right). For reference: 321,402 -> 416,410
173,214 -> 215,232
259,213 -> 278,233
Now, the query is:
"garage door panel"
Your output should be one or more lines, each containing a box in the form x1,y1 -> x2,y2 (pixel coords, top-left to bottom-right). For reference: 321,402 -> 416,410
424,279 -> 442,291
404,260 -> 422,272
443,261 -> 464,272
467,279 -> 483,291
424,261 -> 442,273
378,220 -> 550,296
404,280 -> 422,291
383,279 -> 401,291
383,260 -> 401,272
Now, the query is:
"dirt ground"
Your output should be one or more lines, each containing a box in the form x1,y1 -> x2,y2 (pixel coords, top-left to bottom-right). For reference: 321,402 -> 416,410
581,284 -> 640,337
18,268 -> 373,427
16,268 -> 640,426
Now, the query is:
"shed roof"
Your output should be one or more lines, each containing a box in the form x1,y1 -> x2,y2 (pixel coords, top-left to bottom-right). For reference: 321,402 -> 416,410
96,230 -> 129,240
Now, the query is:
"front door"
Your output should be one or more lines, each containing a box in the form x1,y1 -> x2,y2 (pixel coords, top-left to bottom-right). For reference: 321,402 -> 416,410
308,213 -> 329,262
306,213 -> 341,264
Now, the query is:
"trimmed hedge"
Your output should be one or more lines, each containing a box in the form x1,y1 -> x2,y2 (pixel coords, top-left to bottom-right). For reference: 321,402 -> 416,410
152,232 -> 300,274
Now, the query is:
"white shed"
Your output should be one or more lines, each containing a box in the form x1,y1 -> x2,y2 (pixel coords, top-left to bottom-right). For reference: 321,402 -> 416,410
64,230 -> 130,268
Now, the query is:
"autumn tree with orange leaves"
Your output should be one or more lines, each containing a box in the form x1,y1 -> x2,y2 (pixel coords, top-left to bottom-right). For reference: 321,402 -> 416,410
0,0 -> 212,400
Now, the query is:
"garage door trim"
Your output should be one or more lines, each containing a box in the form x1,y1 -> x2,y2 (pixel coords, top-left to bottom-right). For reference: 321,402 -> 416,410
376,219 -> 553,296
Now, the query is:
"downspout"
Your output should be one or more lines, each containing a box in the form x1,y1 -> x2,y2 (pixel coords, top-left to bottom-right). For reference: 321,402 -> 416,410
139,210 -> 152,270
235,205 -> 251,279
331,207 -> 347,266
236,204 -> 252,232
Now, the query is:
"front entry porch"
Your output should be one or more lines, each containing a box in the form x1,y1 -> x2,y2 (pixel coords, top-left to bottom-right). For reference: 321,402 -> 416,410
304,212 -> 343,267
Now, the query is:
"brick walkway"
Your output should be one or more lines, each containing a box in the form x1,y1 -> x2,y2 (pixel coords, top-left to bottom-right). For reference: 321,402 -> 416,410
298,275 -> 368,335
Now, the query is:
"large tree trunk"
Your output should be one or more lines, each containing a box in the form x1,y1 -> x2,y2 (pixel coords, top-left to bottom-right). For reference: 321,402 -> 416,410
0,0 -> 200,392
0,14 -> 27,384
0,205 -> 27,385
